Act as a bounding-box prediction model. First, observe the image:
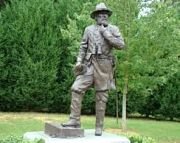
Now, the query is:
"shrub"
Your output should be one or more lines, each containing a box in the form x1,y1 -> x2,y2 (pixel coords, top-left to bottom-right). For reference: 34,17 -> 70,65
128,135 -> 156,143
0,136 -> 44,143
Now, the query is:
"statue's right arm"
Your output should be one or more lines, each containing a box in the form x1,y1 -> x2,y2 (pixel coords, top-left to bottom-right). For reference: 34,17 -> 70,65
76,28 -> 89,64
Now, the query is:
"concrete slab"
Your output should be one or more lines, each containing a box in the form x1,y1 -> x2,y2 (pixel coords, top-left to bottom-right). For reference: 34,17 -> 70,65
23,129 -> 130,143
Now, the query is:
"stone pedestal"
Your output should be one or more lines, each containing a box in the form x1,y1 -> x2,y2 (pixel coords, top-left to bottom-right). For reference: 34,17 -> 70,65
45,122 -> 84,138
24,129 -> 130,143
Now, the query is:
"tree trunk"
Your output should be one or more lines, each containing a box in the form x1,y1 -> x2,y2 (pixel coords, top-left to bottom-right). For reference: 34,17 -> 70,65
122,74 -> 128,131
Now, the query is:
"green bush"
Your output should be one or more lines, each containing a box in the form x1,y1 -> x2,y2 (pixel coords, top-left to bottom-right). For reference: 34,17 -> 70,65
0,0 -> 79,112
0,136 -> 44,143
0,0 -> 59,111
128,135 -> 156,143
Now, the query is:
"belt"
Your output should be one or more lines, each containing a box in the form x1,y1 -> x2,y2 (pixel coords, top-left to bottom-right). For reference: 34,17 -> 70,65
92,54 -> 113,60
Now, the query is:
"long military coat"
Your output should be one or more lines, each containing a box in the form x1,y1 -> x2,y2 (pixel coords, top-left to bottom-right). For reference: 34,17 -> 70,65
71,24 -> 125,92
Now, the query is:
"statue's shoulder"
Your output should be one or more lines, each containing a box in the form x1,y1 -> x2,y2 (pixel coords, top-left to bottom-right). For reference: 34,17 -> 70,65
108,24 -> 119,30
85,25 -> 96,31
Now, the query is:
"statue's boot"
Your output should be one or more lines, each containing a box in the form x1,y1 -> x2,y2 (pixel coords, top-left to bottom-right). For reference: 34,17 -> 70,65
62,91 -> 83,128
95,91 -> 108,136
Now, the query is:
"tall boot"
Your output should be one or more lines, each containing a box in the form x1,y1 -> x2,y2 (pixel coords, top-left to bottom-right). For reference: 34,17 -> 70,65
95,91 -> 108,136
62,91 -> 83,128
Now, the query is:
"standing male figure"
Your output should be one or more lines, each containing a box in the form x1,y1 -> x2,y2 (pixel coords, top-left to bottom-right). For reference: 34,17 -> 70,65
62,3 -> 125,136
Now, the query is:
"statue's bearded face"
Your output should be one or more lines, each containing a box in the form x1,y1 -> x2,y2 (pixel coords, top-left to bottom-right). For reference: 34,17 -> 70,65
95,12 -> 109,26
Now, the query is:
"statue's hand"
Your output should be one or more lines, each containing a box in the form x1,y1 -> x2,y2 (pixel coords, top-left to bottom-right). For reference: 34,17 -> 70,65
99,25 -> 107,34
101,20 -> 108,27
74,62 -> 84,76
75,62 -> 82,70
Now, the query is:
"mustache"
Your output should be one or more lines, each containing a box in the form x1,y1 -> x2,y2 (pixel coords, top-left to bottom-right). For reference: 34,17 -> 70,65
99,19 -> 107,21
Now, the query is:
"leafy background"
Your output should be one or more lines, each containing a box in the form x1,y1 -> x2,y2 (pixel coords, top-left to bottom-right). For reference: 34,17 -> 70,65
0,0 -> 179,120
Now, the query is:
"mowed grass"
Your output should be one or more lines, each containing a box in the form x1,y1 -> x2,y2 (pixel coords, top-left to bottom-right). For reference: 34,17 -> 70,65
0,112 -> 179,143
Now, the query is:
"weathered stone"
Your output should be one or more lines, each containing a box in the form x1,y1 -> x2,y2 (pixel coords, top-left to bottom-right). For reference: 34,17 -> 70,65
24,129 -> 130,143
44,122 -> 84,138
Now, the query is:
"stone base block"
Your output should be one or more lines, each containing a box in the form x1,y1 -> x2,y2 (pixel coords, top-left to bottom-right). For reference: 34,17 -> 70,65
24,129 -> 130,143
44,122 -> 84,138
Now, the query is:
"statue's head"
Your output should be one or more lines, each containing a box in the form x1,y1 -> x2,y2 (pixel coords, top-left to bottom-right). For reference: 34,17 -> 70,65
90,3 -> 112,26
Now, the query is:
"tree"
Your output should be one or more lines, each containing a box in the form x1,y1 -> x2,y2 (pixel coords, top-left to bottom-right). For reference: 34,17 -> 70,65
104,0 -> 139,131
0,0 -> 93,112
134,1 -> 179,118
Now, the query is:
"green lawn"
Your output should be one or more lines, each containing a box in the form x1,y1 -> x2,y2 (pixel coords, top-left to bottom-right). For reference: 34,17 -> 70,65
0,112 -> 179,143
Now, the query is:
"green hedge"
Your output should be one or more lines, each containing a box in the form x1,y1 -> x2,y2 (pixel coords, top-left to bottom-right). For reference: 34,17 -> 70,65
0,0 -> 74,112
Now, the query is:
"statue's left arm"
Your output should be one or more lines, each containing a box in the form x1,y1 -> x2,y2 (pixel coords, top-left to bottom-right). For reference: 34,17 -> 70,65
101,25 -> 125,49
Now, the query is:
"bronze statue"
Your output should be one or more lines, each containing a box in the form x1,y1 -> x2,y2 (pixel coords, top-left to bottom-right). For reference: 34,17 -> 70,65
62,2 -> 125,136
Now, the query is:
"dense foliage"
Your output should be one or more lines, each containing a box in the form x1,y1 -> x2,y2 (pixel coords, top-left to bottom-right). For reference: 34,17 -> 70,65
0,0 -> 179,120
